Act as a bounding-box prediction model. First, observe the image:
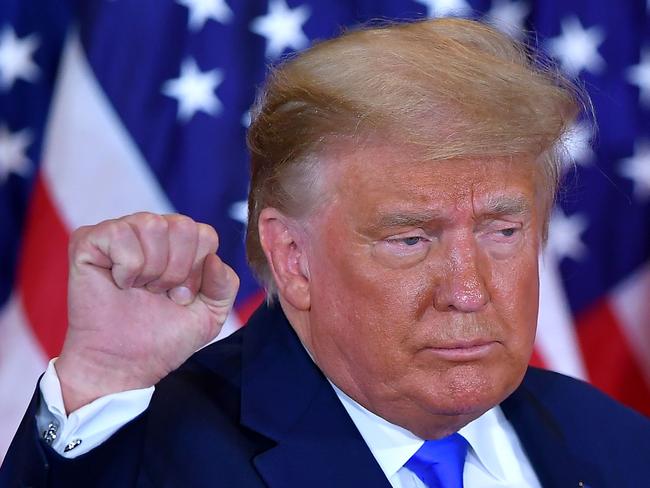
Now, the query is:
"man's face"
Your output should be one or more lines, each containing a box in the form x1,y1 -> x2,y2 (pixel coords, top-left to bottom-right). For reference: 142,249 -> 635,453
296,142 -> 543,437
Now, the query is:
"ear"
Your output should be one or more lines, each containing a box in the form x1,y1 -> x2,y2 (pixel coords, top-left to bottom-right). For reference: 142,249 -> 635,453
258,208 -> 311,311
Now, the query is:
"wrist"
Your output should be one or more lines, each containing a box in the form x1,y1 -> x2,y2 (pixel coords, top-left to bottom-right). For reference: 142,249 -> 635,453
55,352 -> 159,414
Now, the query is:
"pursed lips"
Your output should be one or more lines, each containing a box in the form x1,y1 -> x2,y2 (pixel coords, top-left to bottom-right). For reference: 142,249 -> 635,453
419,339 -> 501,361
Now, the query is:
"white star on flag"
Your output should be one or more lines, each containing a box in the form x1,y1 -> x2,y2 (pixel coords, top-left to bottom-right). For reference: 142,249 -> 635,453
162,58 -> 223,122
561,121 -> 595,167
546,16 -> 606,78
620,140 -> 650,201
0,125 -> 32,183
627,48 -> 650,108
415,0 -> 471,18
250,0 -> 311,59
241,110 -> 252,128
0,26 -> 40,91
176,0 -> 233,31
229,200 -> 249,225
548,209 -> 589,262
484,0 -> 530,39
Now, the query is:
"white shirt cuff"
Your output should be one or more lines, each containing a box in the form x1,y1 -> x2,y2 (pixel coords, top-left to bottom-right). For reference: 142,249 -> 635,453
35,358 -> 154,458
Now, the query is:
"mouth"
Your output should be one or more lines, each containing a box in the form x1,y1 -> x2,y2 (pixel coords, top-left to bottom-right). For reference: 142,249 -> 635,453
421,340 -> 499,361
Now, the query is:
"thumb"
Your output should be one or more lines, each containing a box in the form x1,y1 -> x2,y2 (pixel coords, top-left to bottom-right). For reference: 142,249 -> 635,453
198,254 -> 239,313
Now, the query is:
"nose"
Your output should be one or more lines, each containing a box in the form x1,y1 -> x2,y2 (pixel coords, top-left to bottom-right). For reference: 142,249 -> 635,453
433,243 -> 490,313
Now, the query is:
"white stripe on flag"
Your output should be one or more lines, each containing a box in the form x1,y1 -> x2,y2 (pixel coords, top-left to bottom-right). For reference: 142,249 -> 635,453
40,29 -> 242,337
0,293 -> 48,462
41,31 -> 173,228
536,252 -> 587,380
610,261 -> 650,384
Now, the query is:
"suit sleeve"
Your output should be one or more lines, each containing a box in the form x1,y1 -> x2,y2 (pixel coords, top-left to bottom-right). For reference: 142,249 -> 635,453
37,359 -> 154,458
0,388 -> 150,488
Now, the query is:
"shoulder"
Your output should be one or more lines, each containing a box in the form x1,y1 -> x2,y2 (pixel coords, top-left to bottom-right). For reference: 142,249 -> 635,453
149,326 -> 246,419
522,367 -> 649,427
520,367 -> 650,450
135,317 -> 274,486
500,368 -> 650,484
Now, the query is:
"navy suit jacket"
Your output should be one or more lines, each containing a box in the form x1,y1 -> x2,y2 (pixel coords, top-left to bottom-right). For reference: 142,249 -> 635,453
2,302 -> 650,487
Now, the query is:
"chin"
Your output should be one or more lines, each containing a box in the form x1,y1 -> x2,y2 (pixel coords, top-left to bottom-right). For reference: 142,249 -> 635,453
419,362 -> 525,416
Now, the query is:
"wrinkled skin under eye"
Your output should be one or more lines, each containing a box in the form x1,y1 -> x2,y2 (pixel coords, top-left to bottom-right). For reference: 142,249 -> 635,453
372,233 -> 433,267
477,222 -> 525,259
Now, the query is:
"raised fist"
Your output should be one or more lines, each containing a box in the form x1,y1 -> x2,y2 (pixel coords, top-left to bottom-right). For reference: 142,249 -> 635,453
55,212 -> 239,413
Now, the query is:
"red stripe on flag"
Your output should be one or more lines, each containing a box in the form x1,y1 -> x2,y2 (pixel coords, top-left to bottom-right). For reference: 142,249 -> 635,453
577,299 -> 650,416
16,174 -> 70,359
528,347 -> 547,369
235,290 -> 265,324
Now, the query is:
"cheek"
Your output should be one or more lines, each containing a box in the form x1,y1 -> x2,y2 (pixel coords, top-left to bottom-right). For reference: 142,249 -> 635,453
489,253 -> 539,349
314,223 -> 424,313
309,236 -> 432,363
333,259 -> 433,337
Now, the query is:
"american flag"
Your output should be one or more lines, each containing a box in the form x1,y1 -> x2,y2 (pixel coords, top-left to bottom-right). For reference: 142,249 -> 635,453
0,0 -> 648,462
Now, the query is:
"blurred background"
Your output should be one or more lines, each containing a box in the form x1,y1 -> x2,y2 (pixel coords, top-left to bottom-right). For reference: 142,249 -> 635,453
1,0 -> 649,462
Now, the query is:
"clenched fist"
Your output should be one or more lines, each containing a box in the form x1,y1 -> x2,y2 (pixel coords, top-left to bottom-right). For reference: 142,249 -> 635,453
55,213 -> 239,413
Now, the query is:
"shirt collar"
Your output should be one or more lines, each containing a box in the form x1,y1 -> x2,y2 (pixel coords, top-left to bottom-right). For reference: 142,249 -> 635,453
458,407 -> 509,481
331,381 -> 507,482
330,382 -> 422,479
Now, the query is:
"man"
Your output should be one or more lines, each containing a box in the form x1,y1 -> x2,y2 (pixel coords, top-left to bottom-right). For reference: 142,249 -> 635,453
2,17 -> 649,488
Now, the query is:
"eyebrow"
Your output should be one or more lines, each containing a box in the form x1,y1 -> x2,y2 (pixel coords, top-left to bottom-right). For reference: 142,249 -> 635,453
481,195 -> 532,217
368,196 -> 532,232
372,211 -> 445,230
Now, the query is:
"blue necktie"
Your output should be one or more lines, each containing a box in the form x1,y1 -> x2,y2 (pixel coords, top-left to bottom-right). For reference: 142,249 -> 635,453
404,433 -> 469,488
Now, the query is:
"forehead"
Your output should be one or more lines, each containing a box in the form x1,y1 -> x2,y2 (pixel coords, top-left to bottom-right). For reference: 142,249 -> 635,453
325,142 -> 541,218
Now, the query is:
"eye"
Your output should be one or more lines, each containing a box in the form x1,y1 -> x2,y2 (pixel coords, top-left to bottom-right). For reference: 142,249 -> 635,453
383,235 -> 431,249
372,232 -> 432,267
400,236 -> 424,246
478,222 -> 524,259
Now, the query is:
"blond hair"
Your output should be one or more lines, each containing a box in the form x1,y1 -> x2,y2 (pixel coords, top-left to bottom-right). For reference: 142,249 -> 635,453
246,18 -> 585,291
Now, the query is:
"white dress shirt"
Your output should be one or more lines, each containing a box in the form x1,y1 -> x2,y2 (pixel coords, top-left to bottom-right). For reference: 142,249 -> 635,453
331,383 -> 541,487
36,359 -> 154,457
37,359 -> 541,487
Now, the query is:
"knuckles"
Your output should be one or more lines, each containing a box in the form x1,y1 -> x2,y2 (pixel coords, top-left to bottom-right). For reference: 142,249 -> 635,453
165,213 -> 198,234
69,213 -> 222,288
132,212 -> 169,236
104,219 -> 136,243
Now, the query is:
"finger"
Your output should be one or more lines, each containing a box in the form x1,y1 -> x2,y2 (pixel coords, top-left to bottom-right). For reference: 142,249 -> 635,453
168,223 -> 219,305
71,219 -> 145,289
198,254 -> 239,311
185,256 -> 238,347
122,213 -> 170,288
69,225 -> 112,269
146,214 -> 198,294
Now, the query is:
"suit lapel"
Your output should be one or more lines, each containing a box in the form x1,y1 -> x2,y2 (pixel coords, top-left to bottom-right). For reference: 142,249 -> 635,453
239,304 -> 392,488
237,307 -> 606,488
501,371 -> 605,488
